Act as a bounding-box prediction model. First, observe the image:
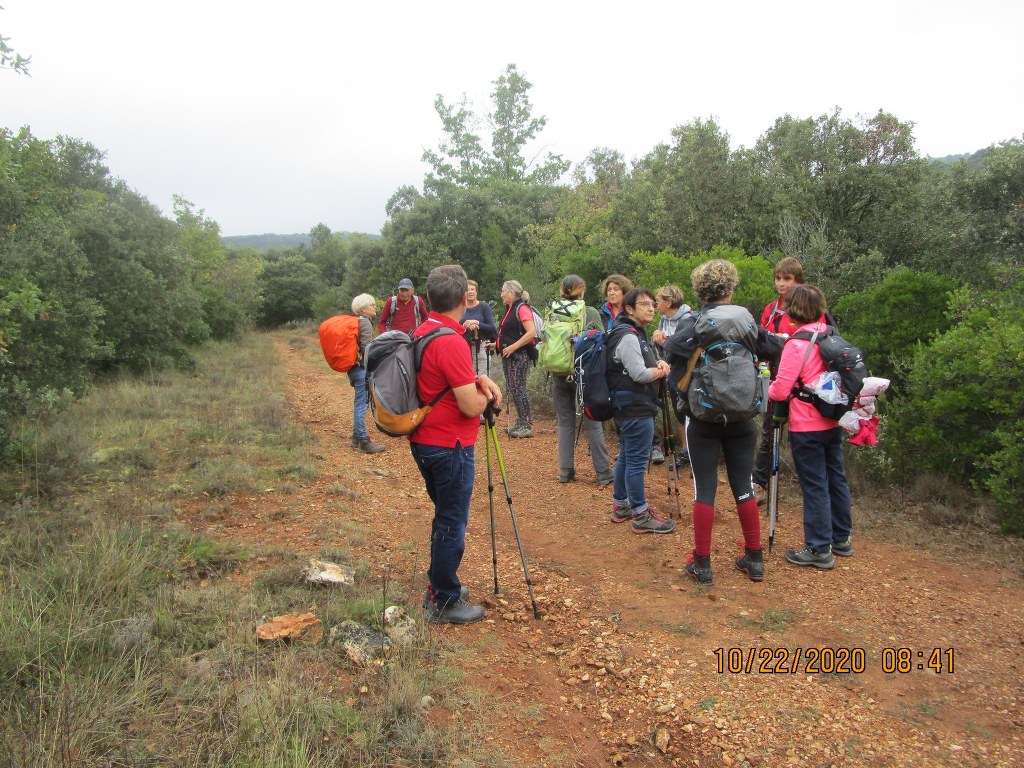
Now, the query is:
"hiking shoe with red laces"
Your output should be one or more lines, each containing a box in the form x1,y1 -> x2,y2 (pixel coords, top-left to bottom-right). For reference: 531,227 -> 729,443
424,598 -> 485,625
631,509 -> 676,534
610,502 -> 631,524
686,550 -> 713,585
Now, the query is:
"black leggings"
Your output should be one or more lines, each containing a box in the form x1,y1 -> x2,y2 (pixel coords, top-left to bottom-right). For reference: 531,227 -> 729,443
686,419 -> 758,505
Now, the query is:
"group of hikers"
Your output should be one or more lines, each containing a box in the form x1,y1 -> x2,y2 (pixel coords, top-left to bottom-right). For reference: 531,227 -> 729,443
339,258 -> 853,624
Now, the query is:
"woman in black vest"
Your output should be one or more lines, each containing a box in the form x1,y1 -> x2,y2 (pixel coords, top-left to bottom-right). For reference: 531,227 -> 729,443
606,289 -> 676,534
496,280 -> 536,438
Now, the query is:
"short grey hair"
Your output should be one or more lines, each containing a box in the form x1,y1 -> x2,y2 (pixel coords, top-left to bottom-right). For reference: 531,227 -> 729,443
351,293 -> 376,314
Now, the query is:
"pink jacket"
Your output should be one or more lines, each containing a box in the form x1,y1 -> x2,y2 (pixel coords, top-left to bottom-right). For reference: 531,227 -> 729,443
767,321 -> 838,433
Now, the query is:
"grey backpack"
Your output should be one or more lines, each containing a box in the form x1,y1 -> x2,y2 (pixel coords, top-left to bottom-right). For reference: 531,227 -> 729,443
687,305 -> 762,424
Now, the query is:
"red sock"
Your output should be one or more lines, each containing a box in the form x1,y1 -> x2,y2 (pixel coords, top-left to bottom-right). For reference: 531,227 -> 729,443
736,498 -> 762,551
692,501 -> 715,557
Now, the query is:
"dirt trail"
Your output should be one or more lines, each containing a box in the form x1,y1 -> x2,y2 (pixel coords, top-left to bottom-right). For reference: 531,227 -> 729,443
200,332 -> 1024,767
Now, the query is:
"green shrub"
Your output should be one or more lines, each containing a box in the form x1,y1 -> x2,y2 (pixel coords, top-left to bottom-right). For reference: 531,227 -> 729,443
631,244 -> 776,316
833,267 -> 956,385
889,286 -> 1024,532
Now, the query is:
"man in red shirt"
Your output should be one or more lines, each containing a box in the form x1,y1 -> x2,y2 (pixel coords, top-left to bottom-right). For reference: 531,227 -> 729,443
411,265 -> 502,625
378,278 -> 428,335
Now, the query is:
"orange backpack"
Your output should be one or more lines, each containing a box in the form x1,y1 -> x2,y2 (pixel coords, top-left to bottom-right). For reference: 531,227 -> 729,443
318,315 -> 361,372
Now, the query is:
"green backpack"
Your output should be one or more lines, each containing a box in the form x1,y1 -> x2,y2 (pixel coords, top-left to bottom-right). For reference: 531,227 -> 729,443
538,298 -> 587,376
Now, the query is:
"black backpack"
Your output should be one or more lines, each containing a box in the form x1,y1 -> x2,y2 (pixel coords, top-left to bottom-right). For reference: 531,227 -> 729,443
686,305 -> 763,424
789,327 -> 867,420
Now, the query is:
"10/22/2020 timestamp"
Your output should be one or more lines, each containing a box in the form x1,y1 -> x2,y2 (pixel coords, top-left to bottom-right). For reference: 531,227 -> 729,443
713,647 -> 956,675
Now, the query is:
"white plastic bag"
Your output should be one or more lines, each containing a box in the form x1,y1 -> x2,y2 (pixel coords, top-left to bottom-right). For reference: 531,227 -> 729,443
806,370 -> 847,405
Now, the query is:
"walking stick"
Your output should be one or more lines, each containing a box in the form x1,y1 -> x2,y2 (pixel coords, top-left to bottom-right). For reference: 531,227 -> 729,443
768,399 -> 789,553
472,329 -> 481,376
482,403 -> 540,619
484,393 -> 499,595
658,381 -> 682,519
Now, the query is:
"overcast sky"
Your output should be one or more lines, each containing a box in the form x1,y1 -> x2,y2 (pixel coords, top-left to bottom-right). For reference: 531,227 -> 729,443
4,1 -> 1022,237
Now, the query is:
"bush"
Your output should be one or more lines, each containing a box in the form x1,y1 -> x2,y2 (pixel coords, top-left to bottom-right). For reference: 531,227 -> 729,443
889,286 -> 1023,532
833,267 -> 956,385
631,245 -> 776,317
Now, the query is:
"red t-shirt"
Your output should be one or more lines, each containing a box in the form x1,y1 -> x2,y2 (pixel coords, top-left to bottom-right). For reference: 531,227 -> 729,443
409,312 -> 480,447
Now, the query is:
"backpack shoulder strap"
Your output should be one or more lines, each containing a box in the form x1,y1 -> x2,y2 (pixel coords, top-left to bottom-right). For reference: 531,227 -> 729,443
413,327 -> 458,406
792,330 -> 821,386
384,295 -> 397,330
676,344 -> 705,392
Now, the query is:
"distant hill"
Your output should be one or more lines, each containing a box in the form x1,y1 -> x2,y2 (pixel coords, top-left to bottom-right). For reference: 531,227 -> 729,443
929,146 -> 992,171
221,232 -> 380,251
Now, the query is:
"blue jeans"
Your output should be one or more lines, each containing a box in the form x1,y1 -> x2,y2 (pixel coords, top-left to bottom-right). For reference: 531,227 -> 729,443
789,428 -> 853,552
410,441 -> 476,606
613,416 -> 655,515
347,364 -> 369,440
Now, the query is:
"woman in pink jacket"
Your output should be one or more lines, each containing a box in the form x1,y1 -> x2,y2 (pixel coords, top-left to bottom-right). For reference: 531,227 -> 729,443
767,284 -> 853,571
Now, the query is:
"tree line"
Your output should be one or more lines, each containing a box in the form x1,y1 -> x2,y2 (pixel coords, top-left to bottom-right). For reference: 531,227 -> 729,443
1,64 -> 1021,529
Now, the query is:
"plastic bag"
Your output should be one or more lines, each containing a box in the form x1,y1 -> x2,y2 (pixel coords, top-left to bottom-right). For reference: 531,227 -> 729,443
806,370 -> 848,405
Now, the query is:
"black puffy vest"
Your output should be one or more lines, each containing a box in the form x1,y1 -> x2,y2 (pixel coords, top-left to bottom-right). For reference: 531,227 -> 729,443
605,318 -> 659,418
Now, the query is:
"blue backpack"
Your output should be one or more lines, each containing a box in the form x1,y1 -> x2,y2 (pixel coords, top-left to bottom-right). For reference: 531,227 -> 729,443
574,326 -> 634,422
574,329 -> 613,421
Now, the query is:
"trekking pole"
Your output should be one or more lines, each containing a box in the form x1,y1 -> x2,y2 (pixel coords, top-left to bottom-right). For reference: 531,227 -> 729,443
472,329 -> 481,376
484,394 -> 499,595
482,402 -> 540,619
573,356 -> 586,450
659,382 -> 682,519
768,399 -> 789,553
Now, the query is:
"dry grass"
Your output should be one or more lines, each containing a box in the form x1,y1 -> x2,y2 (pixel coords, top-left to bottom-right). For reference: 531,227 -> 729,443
0,331 -> 496,766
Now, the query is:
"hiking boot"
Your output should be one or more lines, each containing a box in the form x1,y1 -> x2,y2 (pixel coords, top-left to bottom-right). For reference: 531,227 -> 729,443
353,437 -> 385,454
673,450 -> 691,469
424,598 -> 485,625
610,502 -> 631,524
558,468 -> 576,483
423,585 -> 470,609
631,509 -> 676,534
651,446 -> 665,465
508,422 -> 534,438
832,537 -> 854,557
686,551 -> 713,586
595,470 -> 614,487
735,547 -> 765,582
784,547 -> 835,570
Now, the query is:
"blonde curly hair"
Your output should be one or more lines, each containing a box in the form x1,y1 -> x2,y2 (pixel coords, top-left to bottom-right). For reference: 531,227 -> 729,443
691,259 -> 740,305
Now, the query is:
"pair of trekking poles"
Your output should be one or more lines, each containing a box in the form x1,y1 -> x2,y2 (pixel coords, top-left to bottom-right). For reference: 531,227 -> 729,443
473,331 -> 540,620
